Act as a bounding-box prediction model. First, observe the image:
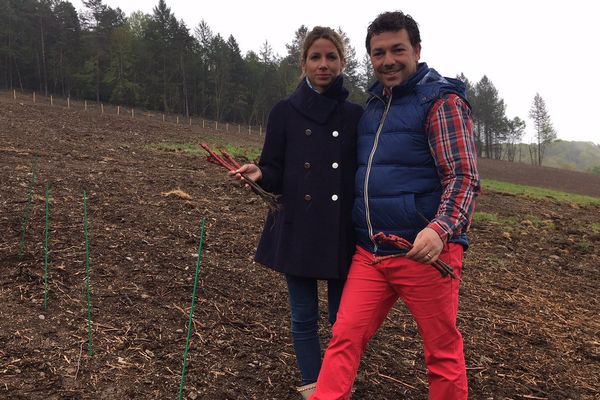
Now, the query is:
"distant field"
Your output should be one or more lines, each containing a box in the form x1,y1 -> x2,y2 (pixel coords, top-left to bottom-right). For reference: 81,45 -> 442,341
477,157 -> 600,198
481,179 -> 600,206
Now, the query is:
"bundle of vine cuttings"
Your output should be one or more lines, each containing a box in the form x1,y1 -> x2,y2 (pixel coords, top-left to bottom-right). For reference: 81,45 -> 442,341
200,143 -> 281,211
371,232 -> 458,279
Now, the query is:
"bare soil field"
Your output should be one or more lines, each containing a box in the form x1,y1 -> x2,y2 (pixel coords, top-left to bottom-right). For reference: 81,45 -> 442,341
478,158 -> 600,198
1,100 -> 599,399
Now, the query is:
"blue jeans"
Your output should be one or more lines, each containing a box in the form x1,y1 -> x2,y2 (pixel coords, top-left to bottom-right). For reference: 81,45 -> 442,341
285,274 -> 345,385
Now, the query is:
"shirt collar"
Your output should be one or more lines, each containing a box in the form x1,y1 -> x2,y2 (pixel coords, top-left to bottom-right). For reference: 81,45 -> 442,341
305,77 -> 321,94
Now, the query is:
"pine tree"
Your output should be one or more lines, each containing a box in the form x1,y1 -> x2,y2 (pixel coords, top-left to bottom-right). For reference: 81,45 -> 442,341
146,0 -> 178,111
52,1 -> 81,96
80,0 -> 125,102
472,76 -> 507,158
336,27 -> 365,103
192,19 -> 213,116
360,53 -> 374,92
529,93 -> 557,165
281,25 -> 308,94
505,117 -> 526,162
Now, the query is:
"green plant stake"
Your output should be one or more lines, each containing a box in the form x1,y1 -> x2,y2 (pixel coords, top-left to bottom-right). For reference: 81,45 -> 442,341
43,183 -> 49,310
178,218 -> 206,400
19,158 -> 38,257
84,191 -> 93,356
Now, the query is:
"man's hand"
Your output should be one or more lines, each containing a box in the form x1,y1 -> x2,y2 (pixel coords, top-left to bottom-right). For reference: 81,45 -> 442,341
405,227 -> 444,264
227,163 -> 262,185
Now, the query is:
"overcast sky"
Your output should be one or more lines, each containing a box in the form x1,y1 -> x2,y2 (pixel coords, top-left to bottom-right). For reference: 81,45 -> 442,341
71,0 -> 599,145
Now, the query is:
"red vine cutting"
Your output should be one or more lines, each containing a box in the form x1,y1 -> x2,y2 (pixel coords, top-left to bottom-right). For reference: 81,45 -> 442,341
200,143 -> 281,211
371,232 -> 458,279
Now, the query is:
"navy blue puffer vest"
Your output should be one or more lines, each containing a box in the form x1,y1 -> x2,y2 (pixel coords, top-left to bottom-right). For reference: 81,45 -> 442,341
353,63 -> 468,255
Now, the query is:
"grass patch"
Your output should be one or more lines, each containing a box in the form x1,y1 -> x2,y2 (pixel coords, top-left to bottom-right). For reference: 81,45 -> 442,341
472,211 -> 548,230
472,211 -> 519,229
221,144 -> 261,162
575,239 -> 593,253
147,143 -> 204,156
592,223 -> 600,234
472,211 -> 500,224
484,254 -> 503,266
482,179 -> 600,206
147,142 -> 261,162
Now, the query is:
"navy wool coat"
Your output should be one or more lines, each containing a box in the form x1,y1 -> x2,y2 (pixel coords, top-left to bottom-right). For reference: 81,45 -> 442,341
255,76 -> 363,279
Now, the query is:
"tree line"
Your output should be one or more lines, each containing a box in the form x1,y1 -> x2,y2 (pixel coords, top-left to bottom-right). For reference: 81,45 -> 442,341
461,74 -> 557,166
0,0 -> 557,165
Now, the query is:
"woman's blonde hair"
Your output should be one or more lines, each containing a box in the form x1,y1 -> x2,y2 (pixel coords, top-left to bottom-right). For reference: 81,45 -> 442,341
300,26 -> 346,66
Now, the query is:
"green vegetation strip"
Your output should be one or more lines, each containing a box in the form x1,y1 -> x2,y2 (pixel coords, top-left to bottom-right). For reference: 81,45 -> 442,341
19,158 -> 38,257
482,179 -> 600,206
472,211 -> 546,230
84,191 -> 93,356
179,218 -> 206,400
148,143 -> 204,155
148,142 -> 261,162
44,183 -> 49,310
221,144 -> 261,162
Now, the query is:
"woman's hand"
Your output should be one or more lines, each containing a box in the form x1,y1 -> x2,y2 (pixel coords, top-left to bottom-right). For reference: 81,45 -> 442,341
227,163 -> 262,184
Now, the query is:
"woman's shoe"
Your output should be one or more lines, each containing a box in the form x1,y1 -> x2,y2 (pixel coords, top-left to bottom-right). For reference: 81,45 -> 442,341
296,382 -> 317,399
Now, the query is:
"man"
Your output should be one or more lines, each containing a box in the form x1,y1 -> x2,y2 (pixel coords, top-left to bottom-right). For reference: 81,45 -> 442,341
310,11 -> 480,400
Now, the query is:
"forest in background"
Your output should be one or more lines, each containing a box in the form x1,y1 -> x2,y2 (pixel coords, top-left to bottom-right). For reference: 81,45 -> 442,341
512,140 -> 600,175
1,0 -> 597,172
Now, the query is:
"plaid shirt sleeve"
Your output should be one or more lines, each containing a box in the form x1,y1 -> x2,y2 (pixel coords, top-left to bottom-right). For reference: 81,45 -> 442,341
425,94 -> 480,244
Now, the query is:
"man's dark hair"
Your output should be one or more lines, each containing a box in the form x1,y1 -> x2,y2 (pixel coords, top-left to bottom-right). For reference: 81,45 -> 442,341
365,11 -> 421,54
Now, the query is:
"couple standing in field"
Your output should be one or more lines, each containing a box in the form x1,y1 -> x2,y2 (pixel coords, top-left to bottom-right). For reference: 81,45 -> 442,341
228,10 -> 480,400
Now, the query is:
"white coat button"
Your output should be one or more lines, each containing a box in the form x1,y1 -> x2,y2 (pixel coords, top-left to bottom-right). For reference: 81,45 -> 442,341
332,130 -> 339,137
331,194 -> 338,201
332,162 -> 339,169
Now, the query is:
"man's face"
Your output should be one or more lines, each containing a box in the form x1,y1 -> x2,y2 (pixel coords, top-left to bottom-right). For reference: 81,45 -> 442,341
369,29 -> 421,89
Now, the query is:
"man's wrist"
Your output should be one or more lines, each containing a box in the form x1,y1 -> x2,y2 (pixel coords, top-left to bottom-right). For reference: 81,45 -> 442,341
427,221 -> 450,245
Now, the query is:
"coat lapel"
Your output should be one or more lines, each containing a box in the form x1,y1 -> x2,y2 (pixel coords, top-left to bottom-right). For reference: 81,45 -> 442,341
289,76 -> 349,124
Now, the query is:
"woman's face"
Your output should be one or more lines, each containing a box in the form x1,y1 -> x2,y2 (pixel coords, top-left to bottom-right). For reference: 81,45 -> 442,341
302,38 -> 345,92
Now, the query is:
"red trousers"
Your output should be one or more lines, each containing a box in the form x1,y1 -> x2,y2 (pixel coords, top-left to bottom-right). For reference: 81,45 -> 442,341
311,245 -> 468,400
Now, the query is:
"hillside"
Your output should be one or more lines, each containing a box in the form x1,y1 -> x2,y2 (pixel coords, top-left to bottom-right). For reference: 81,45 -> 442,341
477,157 -> 600,197
1,100 -> 599,399
545,140 -> 600,172
507,140 -> 600,175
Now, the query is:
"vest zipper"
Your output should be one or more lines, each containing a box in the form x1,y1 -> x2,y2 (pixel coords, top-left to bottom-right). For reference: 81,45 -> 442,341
364,92 -> 393,253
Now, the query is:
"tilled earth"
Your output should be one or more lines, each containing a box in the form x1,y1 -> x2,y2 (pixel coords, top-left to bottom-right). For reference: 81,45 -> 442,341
1,100 -> 599,399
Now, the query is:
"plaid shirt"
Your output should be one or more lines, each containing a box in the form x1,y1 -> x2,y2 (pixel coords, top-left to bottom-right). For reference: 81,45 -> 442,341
424,94 -> 480,244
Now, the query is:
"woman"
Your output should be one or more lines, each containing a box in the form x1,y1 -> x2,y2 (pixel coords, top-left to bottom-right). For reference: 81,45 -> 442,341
228,27 -> 362,399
